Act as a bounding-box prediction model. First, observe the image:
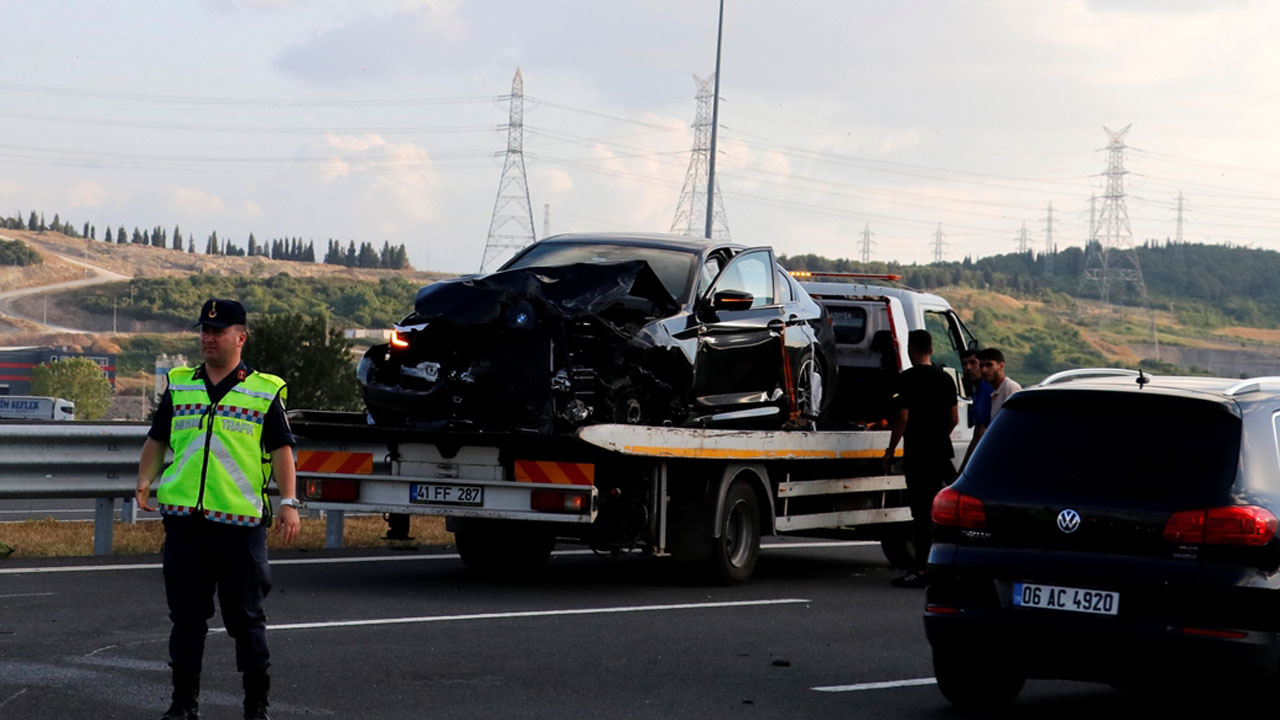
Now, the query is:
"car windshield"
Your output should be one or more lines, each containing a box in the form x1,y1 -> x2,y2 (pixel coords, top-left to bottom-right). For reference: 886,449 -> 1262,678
963,392 -> 1241,507
503,242 -> 697,303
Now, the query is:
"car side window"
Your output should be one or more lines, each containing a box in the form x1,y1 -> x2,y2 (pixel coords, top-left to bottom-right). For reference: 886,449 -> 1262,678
775,267 -> 794,303
714,251 -> 774,308
697,256 -> 722,299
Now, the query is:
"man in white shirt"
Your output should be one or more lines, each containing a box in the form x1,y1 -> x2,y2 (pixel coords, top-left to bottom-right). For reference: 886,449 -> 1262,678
978,347 -> 1021,422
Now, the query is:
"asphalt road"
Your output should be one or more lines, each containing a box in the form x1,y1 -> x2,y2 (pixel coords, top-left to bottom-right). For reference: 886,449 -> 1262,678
0,540 -> 1215,719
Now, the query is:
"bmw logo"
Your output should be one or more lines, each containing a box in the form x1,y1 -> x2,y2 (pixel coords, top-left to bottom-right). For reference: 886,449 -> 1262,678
1056,509 -> 1081,534
514,311 -> 529,326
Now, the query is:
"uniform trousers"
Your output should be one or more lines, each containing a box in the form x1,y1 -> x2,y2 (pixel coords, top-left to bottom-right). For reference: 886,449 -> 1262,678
162,514 -> 272,675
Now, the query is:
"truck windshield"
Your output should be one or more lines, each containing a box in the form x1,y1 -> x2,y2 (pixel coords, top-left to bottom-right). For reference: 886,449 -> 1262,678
504,243 -> 697,303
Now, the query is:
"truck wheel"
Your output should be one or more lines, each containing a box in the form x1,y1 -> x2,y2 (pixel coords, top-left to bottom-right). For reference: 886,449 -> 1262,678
933,645 -> 1024,709
708,479 -> 761,585
880,536 -> 917,570
455,521 -> 554,576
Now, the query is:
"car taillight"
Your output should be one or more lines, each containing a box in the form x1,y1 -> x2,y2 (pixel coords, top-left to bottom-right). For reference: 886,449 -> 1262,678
304,478 -> 360,503
390,329 -> 409,349
1163,506 -> 1277,546
932,485 -> 986,528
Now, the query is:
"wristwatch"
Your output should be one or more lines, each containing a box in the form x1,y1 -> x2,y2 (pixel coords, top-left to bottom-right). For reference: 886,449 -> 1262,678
280,498 -> 299,508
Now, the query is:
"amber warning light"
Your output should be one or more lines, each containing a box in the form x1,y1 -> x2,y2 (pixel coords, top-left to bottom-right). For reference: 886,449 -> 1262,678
789,271 -> 903,282
390,329 -> 409,348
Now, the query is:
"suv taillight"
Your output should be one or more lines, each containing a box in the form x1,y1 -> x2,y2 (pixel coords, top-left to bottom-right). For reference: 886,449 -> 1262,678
932,486 -> 986,528
1163,506 -> 1277,546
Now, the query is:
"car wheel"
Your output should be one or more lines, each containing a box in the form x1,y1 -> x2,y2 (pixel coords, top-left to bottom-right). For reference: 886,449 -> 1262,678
795,352 -> 824,420
707,478 -> 761,585
932,645 -> 1025,709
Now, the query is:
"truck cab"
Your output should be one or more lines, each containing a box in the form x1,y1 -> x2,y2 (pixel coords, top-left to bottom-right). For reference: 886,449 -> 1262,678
798,274 -> 979,464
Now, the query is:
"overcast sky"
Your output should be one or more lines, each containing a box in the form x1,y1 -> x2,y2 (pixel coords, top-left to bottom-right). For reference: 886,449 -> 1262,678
1,0 -> 1277,273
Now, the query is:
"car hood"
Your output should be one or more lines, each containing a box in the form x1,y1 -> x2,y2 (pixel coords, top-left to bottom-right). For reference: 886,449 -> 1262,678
410,260 -> 680,325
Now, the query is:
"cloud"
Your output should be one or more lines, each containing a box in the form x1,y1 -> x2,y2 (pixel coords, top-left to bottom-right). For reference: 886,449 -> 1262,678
170,187 -> 227,215
273,2 -> 467,84
65,180 -> 109,209
203,0 -> 300,12
243,200 -> 263,217
0,179 -> 23,200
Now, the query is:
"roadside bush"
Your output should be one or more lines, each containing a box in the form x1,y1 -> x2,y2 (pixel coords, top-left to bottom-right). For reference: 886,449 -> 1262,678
0,238 -> 42,266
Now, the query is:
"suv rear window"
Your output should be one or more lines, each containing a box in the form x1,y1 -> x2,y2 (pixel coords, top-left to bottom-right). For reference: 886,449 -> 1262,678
963,392 -> 1241,506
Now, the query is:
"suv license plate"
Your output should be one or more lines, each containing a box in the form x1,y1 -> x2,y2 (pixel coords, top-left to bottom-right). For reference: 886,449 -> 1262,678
409,483 -> 483,506
1012,582 -> 1118,616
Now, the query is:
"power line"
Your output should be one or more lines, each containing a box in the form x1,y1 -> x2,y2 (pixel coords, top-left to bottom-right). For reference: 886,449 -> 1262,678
0,80 -> 499,107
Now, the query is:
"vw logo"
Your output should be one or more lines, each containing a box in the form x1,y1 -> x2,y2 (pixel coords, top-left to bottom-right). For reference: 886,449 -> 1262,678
1057,509 -> 1081,534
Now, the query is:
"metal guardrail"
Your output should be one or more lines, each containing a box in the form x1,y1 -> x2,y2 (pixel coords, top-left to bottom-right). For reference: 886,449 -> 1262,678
0,421 -> 307,557
0,421 -> 151,555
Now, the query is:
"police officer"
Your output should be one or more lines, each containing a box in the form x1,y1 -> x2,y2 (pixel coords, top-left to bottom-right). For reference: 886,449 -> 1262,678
137,299 -> 300,720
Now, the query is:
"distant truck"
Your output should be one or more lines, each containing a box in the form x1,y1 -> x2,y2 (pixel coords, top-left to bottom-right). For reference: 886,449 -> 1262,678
0,396 -> 75,421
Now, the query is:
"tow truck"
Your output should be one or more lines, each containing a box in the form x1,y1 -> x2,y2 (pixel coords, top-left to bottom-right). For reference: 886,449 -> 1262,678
292,273 -> 979,583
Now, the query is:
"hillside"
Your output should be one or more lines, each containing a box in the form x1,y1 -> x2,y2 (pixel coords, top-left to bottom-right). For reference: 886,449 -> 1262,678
0,230 -> 451,337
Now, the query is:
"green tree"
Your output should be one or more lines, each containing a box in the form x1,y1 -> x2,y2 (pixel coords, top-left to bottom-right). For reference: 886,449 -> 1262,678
241,312 -> 362,411
28,211 -> 38,230
28,357 -> 113,420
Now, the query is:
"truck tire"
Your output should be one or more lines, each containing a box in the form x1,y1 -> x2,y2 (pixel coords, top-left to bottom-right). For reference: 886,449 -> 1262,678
707,478 -> 761,585
455,521 -> 555,576
880,536 -> 917,570
933,645 -> 1024,709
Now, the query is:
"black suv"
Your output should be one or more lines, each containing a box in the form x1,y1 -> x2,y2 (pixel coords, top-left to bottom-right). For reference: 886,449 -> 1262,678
925,369 -> 1280,707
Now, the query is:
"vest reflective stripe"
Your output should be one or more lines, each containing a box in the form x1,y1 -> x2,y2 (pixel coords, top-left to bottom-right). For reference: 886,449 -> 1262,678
231,387 -> 278,401
157,366 -> 287,526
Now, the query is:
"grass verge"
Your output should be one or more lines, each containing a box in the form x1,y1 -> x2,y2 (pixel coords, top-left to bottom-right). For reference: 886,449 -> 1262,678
0,514 -> 452,558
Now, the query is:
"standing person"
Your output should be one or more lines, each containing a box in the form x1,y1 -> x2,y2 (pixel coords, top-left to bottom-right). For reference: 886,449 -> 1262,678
136,299 -> 300,720
882,330 -> 958,588
978,348 -> 1022,422
959,348 -> 992,471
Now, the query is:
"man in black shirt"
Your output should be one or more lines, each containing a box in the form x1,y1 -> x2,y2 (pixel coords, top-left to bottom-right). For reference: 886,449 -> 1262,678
881,329 -> 958,588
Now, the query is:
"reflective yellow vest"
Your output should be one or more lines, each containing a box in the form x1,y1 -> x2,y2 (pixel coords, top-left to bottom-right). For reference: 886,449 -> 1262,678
156,365 -> 287,526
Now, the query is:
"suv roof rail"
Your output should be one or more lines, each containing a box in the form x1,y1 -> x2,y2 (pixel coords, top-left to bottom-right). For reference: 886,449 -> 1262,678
1224,376 -> 1280,396
1038,368 -> 1144,387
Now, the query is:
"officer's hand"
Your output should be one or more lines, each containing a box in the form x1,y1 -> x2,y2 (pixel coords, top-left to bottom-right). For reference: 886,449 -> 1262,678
278,506 -> 301,544
881,450 -> 894,475
135,482 -> 157,513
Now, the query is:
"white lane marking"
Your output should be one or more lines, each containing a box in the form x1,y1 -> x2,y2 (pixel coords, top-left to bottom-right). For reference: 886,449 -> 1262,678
0,540 -> 879,575
812,678 -> 937,693
0,592 -> 55,599
209,597 -> 811,634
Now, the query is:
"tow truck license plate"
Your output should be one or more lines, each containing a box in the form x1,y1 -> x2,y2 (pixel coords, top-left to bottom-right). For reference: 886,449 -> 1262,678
409,483 -> 483,506
1012,582 -> 1118,616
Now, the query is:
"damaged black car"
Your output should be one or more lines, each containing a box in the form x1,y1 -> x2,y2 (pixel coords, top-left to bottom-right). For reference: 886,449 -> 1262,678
357,233 -> 837,433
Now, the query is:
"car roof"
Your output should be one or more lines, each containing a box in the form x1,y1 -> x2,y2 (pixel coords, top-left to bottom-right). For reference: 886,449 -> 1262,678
1021,372 -> 1280,411
537,232 -> 743,254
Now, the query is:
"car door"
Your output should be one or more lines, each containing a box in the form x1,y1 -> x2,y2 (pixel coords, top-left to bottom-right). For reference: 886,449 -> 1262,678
692,248 -> 786,410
